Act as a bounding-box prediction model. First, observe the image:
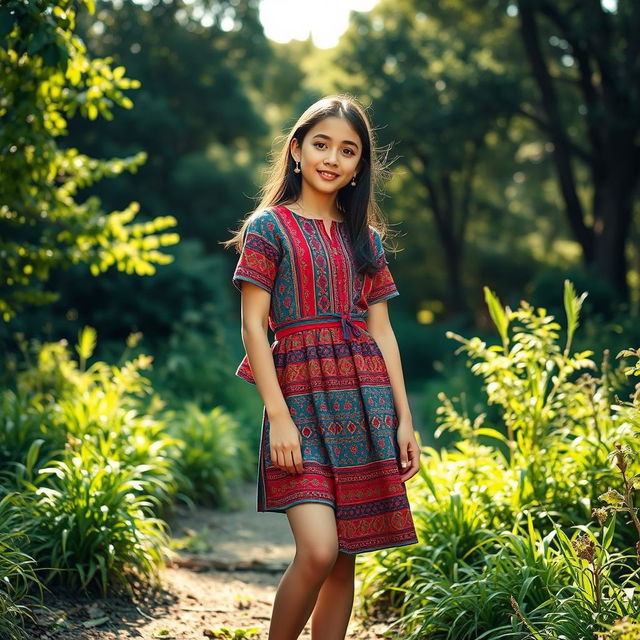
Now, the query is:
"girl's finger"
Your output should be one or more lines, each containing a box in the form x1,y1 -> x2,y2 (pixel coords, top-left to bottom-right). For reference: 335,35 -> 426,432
400,447 -> 420,482
275,449 -> 285,472
286,449 -> 297,474
398,440 -> 409,470
291,448 -> 304,475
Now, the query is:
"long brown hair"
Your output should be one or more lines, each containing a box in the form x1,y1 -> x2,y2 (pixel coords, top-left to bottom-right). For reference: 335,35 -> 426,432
224,94 -> 393,276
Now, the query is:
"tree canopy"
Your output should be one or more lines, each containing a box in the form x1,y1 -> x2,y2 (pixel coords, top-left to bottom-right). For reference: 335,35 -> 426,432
0,0 -> 179,322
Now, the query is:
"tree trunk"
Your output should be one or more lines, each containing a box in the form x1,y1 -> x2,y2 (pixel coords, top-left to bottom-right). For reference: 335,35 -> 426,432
440,231 -> 467,317
517,1 -> 640,302
592,173 -> 635,303
409,142 -> 475,318
518,3 -> 594,261
423,173 -> 469,318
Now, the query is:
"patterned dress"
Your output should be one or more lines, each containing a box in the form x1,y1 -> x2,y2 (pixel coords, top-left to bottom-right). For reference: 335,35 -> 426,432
232,204 -> 418,554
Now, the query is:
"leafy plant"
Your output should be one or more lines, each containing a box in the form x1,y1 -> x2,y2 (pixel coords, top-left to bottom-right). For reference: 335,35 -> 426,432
358,281 -> 640,638
0,389 -> 63,479
0,494 -> 40,640
166,403 -> 253,508
442,281 -> 628,521
7,328 -> 180,509
14,438 -> 170,595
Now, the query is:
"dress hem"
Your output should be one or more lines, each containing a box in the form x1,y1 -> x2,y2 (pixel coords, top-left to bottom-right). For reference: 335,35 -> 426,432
339,536 -> 420,555
258,498 -> 336,514
257,499 -> 419,555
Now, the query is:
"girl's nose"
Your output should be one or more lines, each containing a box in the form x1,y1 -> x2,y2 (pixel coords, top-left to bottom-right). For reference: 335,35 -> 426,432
325,151 -> 339,165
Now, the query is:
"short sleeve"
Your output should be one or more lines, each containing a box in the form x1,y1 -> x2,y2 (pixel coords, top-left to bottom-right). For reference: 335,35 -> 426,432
232,210 -> 282,295
367,228 -> 399,305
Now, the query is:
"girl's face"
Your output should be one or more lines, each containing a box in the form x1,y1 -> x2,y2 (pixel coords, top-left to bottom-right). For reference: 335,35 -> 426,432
290,116 -> 363,197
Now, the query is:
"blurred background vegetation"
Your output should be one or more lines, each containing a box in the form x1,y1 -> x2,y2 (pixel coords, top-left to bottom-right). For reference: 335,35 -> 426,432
3,0 -> 639,437
1,0 -> 640,638
2,0 -> 640,426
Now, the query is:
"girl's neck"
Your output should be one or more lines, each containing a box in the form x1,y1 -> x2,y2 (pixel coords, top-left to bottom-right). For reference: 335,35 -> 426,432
293,189 -> 340,219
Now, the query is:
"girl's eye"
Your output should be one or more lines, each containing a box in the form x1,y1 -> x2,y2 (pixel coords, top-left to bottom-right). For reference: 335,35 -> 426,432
312,142 -> 355,156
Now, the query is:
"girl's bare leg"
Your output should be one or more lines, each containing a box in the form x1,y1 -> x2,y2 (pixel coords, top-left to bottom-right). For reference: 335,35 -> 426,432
311,551 -> 356,640
268,503 -> 339,640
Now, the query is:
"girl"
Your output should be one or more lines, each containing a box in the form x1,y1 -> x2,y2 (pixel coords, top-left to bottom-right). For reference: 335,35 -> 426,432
225,94 -> 420,640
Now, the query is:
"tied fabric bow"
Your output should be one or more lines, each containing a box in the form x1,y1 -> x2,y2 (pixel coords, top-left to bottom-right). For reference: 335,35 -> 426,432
325,311 -> 369,340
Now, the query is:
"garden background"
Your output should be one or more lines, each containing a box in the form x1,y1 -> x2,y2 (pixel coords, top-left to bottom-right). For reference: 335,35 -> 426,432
2,0 -> 640,638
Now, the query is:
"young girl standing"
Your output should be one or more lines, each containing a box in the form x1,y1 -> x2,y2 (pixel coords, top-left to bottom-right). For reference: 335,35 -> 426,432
226,94 -> 420,640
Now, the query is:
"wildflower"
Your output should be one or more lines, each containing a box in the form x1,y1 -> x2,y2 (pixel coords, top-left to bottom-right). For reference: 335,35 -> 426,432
571,534 -> 595,563
592,508 -> 609,526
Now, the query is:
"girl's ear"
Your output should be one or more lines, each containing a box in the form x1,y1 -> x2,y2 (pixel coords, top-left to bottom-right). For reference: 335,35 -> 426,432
290,137 -> 301,163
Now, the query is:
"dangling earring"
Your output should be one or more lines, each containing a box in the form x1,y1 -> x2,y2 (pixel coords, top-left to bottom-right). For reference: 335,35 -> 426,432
294,160 -> 301,174
351,175 -> 357,187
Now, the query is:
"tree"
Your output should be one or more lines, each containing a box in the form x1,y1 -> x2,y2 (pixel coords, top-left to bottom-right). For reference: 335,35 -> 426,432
514,0 -> 640,302
0,0 -> 179,322
69,0 -> 272,250
331,0 -> 522,317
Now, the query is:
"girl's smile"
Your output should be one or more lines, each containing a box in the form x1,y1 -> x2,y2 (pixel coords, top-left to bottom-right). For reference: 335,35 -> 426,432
318,169 -> 340,181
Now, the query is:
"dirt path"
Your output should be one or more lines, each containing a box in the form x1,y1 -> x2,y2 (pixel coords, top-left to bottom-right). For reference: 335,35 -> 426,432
28,483 -> 394,639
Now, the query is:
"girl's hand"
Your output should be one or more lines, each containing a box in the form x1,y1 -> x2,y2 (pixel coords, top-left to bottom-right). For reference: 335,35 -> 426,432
269,415 -> 304,475
397,423 -> 420,483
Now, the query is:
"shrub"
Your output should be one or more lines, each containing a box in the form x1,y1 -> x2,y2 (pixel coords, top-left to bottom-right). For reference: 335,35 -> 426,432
14,439 -> 170,595
358,281 -> 640,638
0,328 -> 180,594
166,403 -> 253,508
6,328 -> 180,509
0,494 -> 40,640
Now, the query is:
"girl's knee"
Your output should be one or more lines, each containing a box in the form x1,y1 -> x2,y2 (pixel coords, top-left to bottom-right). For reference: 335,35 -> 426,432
295,544 -> 339,578
329,551 -> 356,581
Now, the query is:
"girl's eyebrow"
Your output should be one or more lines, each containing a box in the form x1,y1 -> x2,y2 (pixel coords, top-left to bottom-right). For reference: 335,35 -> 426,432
312,133 -> 360,150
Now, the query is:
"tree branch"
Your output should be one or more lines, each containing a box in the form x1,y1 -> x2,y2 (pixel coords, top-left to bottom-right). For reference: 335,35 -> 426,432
516,106 -> 596,165
518,1 -> 594,260
457,140 -> 479,245
539,2 -> 604,158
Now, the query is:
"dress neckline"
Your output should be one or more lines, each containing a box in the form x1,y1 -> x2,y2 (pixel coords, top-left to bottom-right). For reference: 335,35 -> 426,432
279,205 -> 345,225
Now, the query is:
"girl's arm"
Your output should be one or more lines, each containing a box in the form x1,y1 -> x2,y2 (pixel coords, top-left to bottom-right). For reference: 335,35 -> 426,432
240,281 -> 304,475
366,301 -> 420,483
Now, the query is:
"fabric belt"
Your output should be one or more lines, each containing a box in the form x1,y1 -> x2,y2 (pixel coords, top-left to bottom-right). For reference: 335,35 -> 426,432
273,312 -> 369,341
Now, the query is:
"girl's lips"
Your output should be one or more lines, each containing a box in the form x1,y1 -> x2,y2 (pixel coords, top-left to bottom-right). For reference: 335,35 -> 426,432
318,170 -> 339,181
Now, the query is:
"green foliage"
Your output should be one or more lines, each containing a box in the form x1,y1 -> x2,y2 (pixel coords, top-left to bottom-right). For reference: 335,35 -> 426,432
0,495 -> 39,640
358,281 -> 640,638
5,328 -> 179,508
14,438 -> 170,595
152,301 -> 244,409
0,328 -> 177,594
0,0 -> 179,321
0,389 -> 64,472
0,324 -> 256,606
442,281 -> 623,519
72,0 -> 270,246
167,403 -> 253,509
